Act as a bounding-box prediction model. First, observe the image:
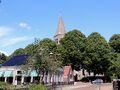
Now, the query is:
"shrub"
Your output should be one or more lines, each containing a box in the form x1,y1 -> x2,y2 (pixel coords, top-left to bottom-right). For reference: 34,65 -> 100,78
0,81 -> 11,90
30,85 -> 49,90
41,80 -> 44,85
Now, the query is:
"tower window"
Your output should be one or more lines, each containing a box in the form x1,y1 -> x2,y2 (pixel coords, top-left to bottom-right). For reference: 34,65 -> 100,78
55,38 -> 58,43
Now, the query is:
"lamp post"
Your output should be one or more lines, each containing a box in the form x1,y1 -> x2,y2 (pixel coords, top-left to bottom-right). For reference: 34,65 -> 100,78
49,52 -> 59,88
49,52 -> 55,87
49,52 -> 62,89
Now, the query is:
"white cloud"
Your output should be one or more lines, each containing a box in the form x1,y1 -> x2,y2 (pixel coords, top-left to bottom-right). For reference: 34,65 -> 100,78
19,22 -> 31,29
2,36 -> 29,47
0,50 -> 9,56
0,26 -> 11,37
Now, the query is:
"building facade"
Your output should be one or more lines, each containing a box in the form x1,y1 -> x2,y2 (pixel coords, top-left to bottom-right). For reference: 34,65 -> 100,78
0,55 -> 65,85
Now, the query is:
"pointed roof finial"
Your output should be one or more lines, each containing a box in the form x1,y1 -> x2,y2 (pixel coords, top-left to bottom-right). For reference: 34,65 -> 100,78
55,16 -> 66,36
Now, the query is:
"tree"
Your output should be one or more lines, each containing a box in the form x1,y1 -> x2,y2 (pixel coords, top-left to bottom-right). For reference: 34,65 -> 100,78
11,48 -> 25,56
109,53 -> 120,79
24,44 -> 38,56
84,32 -> 111,77
54,44 -> 65,64
27,48 -> 48,83
9,38 -> 40,57
37,38 -> 62,83
0,53 -> 7,64
9,48 -> 25,59
38,38 -> 57,53
109,34 -> 120,53
26,38 -> 62,83
46,51 -> 62,84
60,29 -> 86,70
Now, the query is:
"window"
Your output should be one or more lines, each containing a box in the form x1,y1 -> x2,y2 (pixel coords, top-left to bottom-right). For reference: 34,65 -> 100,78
17,71 -> 22,74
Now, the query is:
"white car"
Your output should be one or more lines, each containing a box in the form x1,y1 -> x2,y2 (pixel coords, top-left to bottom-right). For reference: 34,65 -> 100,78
92,79 -> 103,84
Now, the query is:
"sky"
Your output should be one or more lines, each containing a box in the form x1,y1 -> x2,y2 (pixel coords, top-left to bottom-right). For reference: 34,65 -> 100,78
0,0 -> 120,56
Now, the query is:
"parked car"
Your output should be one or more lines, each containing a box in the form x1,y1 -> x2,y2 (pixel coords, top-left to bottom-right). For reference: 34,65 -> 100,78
92,79 -> 103,84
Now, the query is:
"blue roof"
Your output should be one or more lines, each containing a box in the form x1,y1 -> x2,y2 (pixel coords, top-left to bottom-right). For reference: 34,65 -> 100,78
2,55 -> 28,66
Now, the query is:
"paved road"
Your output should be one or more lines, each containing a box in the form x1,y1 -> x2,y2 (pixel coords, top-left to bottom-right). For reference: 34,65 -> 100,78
72,85 -> 98,90
56,83 -> 112,90
71,83 -> 112,90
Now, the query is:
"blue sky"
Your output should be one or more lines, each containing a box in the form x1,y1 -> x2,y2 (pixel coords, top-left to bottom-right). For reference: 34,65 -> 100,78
0,0 -> 120,55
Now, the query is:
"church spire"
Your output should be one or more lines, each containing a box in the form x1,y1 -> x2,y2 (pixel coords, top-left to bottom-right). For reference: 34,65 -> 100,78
54,16 -> 66,44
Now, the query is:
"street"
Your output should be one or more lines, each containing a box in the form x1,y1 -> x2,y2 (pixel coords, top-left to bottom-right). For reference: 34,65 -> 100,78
57,83 -> 112,90
71,84 -> 112,90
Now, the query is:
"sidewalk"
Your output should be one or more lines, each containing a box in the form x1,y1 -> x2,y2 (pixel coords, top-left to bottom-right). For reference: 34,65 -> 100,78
100,83 -> 112,90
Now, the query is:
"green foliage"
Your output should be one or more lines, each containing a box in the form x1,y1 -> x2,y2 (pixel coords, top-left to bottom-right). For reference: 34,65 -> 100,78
25,38 -> 62,83
35,38 -> 62,72
12,48 -> 25,56
0,53 -> 7,64
41,80 -> 44,85
109,53 -> 120,79
10,39 -> 39,57
24,44 -> 38,56
30,85 -> 49,90
0,81 -> 10,90
84,32 -> 111,76
38,38 -> 57,53
109,34 -> 120,53
60,29 -> 86,70
9,29 -> 120,82
9,48 -> 25,59
26,48 -> 48,83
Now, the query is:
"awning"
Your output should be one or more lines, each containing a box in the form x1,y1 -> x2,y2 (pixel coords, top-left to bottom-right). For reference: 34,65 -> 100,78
22,71 -> 29,77
30,70 -> 38,77
23,70 -> 38,77
0,71 -> 4,77
4,71 -> 13,77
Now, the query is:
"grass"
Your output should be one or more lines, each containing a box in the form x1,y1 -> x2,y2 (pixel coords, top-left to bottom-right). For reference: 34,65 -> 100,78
0,81 -> 50,90
0,81 -> 11,90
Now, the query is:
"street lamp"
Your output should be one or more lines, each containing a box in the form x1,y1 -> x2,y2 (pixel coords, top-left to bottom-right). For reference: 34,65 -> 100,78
49,52 -> 53,55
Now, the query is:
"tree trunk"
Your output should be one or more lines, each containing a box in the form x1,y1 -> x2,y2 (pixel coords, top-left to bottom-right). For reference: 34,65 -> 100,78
104,72 -> 107,83
93,71 -> 96,77
42,71 -> 45,80
37,74 -> 40,84
37,71 -> 41,84
52,73 -> 55,86
49,72 -> 52,83
41,71 -> 45,85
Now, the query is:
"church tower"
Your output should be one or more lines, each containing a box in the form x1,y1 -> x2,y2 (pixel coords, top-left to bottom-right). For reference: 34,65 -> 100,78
54,16 -> 66,44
